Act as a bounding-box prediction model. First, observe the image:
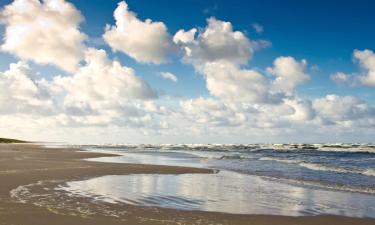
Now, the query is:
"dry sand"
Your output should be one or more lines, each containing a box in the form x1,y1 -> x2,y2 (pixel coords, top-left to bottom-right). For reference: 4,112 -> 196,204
0,144 -> 374,225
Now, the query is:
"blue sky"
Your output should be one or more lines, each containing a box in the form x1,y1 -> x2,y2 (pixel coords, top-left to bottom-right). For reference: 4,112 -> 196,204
69,0 -> 375,101
0,0 -> 374,143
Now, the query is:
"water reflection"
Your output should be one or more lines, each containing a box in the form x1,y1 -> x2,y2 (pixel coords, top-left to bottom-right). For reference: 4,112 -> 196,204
61,171 -> 375,218
85,151 -> 204,168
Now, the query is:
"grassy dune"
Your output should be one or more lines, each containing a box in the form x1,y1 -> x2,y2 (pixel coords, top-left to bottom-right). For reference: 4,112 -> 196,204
0,138 -> 28,143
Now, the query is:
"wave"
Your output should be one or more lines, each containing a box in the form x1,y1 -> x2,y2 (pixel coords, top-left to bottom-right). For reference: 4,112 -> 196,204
299,163 -> 375,177
313,148 -> 375,154
81,145 -> 375,178
262,176 -> 375,195
81,143 -> 375,154
363,169 -> 375,177
179,150 -> 257,160
218,155 -> 257,160
259,157 -> 375,177
298,162 -> 350,174
259,157 -> 300,164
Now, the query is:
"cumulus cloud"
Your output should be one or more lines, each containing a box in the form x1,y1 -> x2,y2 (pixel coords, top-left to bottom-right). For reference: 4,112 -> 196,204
159,72 -> 177,82
197,55 -> 308,104
203,61 -> 279,103
177,51 -> 317,128
51,100 -> 167,128
172,16 -> 316,132
333,49 -> 375,87
70,51 -> 166,128
50,48 -> 160,127
283,98 -> 315,121
0,0 -> 373,142
179,95 -> 317,129
313,95 -> 375,125
172,17 -> 317,132
0,61 -> 55,115
353,49 -> 375,86
0,48 -> 164,129
53,48 -> 156,110
103,1 -> 174,64
173,28 -> 197,44
180,98 -> 247,126
267,56 -> 310,95
174,17 -> 253,69
174,18 -> 282,104
0,0 -> 86,72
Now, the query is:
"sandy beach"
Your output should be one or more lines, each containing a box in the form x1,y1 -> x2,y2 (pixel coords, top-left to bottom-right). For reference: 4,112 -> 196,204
0,144 -> 374,225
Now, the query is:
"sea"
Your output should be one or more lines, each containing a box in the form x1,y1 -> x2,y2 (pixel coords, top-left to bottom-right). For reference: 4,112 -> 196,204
57,143 -> 375,218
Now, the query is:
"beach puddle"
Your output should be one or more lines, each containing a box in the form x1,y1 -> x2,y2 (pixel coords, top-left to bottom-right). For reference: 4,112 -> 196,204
10,179 -> 128,218
59,171 -> 375,218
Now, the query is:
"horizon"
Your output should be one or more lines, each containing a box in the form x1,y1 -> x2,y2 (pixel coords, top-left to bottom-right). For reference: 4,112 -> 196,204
14,140 -> 375,145
0,0 -> 375,143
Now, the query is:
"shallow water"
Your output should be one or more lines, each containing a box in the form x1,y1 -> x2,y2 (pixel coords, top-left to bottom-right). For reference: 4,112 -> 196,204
85,145 -> 375,194
61,171 -> 375,217
61,144 -> 375,217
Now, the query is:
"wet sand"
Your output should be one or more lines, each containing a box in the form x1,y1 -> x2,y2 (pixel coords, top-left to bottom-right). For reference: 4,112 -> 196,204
0,144 -> 374,225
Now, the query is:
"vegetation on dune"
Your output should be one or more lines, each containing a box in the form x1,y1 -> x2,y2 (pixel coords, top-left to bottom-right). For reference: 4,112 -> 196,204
0,138 -> 28,143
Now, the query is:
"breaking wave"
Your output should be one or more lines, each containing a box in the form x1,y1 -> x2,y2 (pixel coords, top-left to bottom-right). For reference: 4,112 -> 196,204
259,156 -> 375,177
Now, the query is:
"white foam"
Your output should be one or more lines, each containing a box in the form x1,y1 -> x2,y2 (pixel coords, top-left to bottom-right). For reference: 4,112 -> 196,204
258,157 -> 375,177
259,157 -> 300,164
363,169 -> 375,177
298,162 -> 349,173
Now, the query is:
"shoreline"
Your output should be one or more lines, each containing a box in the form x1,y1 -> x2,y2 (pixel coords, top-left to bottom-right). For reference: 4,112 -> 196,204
0,144 -> 374,225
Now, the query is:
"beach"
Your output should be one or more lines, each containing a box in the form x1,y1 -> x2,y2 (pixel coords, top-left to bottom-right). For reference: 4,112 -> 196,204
0,144 -> 374,225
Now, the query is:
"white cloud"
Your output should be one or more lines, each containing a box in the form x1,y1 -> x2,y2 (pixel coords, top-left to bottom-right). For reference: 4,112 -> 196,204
53,48 -> 165,127
333,49 -> 375,87
202,61 -> 280,103
252,23 -> 263,33
267,56 -> 310,95
0,61 -> 55,115
54,48 -> 156,106
173,18 -> 281,104
283,98 -> 315,121
0,48 -> 164,129
313,95 -> 375,125
330,72 -> 351,85
172,17 -> 317,133
241,97 -> 315,128
179,92 -> 317,129
174,51 -> 316,129
159,72 -> 177,82
103,1 -> 173,64
180,97 -> 247,127
173,28 -> 197,44
0,0 -> 373,143
174,17 -> 253,69
0,0 -> 86,72
50,101 -> 167,129
353,49 -> 375,87
193,56 -> 308,105
172,17 -> 315,132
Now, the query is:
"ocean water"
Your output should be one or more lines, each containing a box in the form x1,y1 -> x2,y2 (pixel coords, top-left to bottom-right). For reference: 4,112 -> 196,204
61,144 -> 375,217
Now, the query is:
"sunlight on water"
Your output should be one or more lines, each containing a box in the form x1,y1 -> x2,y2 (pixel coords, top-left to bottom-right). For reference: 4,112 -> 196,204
61,171 -> 375,217
85,146 -> 375,194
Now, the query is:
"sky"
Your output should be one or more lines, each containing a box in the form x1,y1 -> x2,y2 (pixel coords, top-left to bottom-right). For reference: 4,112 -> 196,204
0,0 -> 374,144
